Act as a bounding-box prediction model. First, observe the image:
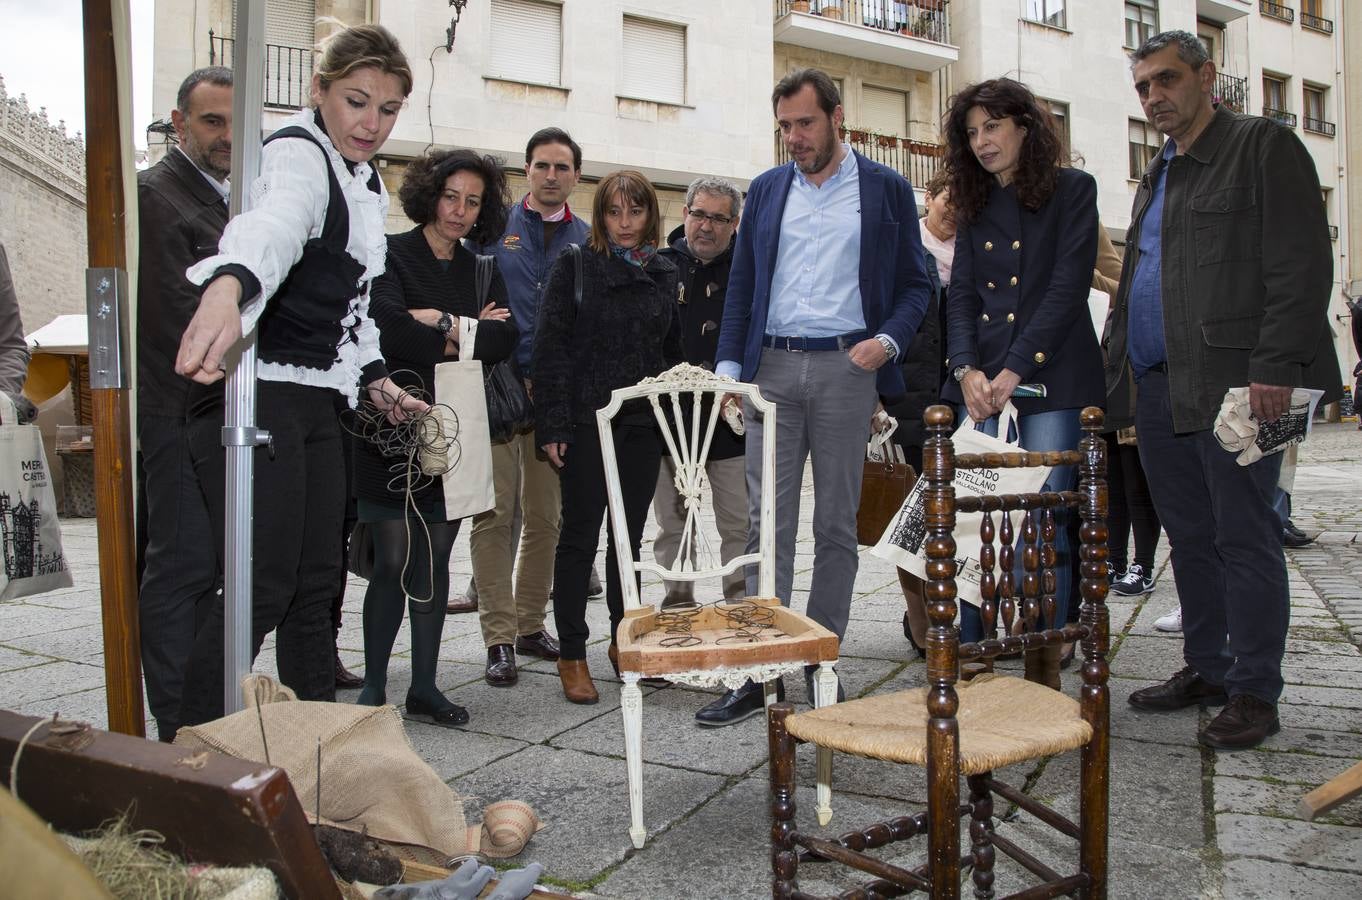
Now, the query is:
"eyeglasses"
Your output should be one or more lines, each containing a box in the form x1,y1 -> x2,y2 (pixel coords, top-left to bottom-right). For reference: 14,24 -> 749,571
686,209 -> 735,226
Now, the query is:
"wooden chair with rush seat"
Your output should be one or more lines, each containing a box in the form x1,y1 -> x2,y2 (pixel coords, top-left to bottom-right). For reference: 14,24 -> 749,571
767,404 -> 1112,898
597,363 -> 841,849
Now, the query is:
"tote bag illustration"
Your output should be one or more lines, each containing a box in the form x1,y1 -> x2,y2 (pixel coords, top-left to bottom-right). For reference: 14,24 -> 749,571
0,393 -> 73,599
872,402 -> 1048,608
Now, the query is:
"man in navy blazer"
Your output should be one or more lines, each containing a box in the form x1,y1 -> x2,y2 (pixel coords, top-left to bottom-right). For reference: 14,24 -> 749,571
702,69 -> 930,726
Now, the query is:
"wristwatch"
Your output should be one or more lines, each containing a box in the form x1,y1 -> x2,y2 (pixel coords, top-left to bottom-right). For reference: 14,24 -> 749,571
952,364 -> 976,382
875,334 -> 896,361
437,312 -> 454,336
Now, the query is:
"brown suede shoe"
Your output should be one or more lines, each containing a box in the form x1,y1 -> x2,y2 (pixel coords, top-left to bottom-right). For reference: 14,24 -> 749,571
1128,665 -> 1228,711
446,594 -> 478,614
515,630 -> 561,661
1199,694 -> 1280,751
557,659 -> 599,704
485,644 -> 518,687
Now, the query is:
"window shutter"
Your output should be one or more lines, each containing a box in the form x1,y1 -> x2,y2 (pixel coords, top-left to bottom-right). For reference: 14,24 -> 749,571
232,0 -> 315,49
623,17 -> 686,105
862,86 -> 908,137
489,0 -> 563,86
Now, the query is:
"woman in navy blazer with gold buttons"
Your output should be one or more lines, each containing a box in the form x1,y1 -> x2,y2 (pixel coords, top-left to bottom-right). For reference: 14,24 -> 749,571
939,78 -> 1102,671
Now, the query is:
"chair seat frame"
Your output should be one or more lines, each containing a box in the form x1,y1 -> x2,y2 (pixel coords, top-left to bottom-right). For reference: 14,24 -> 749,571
768,404 -> 1111,899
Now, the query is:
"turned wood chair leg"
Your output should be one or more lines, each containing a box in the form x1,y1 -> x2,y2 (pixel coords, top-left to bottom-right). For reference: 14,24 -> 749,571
769,703 -> 799,900
620,676 -> 647,849
967,772 -> 997,899
814,661 -> 839,826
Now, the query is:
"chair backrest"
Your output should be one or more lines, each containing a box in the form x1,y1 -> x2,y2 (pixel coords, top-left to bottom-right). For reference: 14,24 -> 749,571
919,404 -> 1111,678
596,363 -> 776,610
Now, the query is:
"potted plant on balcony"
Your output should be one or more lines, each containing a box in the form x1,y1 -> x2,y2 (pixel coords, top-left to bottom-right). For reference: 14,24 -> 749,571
848,127 -> 870,145
790,1 -> 811,12
877,133 -> 900,149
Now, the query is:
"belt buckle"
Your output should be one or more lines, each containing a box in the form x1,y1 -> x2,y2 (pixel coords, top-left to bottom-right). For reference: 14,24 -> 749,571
787,336 -> 802,352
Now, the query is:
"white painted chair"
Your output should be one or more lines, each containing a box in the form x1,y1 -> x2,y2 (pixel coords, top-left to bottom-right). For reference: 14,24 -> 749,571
596,362 -> 841,849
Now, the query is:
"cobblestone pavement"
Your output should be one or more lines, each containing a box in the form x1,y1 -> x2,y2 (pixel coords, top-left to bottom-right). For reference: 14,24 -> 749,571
2,426 -> 1360,897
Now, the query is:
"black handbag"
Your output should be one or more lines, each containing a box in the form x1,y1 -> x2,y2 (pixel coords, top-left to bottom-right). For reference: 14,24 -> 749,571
475,254 -> 534,444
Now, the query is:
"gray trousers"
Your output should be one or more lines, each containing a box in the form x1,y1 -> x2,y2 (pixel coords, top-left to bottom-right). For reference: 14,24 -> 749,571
743,347 -> 879,639
652,454 -> 749,602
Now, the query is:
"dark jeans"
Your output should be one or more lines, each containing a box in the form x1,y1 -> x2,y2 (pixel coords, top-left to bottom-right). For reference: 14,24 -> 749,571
178,381 -> 345,726
553,421 -> 660,660
137,412 -> 219,739
1136,369 -> 1288,703
1105,432 -> 1161,571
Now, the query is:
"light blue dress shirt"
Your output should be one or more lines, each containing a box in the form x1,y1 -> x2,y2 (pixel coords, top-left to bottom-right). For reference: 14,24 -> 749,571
766,146 -> 864,338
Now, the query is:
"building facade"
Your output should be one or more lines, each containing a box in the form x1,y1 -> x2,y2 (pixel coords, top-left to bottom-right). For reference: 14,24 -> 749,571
0,75 -> 88,330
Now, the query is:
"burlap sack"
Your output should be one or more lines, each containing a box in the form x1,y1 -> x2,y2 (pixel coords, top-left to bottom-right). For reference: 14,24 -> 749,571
174,676 -> 540,861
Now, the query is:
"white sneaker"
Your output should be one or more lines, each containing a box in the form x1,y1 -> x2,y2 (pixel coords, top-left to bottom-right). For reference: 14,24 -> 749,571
1154,607 -> 1182,633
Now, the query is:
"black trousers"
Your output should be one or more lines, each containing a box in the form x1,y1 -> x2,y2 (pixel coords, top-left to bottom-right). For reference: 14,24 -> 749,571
1105,432 -> 1162,571
178,381 -> 345,726
553,422 -> 660,660
137,412 -> 220,740
1136,370 -> 1287,703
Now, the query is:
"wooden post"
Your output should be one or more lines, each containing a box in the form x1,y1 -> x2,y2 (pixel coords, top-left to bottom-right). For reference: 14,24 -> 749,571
82,0 -> 144,737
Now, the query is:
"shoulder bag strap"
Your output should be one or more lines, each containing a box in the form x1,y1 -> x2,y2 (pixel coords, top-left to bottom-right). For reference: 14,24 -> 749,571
474,254 -> 494,306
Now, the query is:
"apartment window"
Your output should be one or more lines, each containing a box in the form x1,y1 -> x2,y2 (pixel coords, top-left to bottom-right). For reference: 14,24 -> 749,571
1196,20 -> 1223,65
1301,0 -> 1335,33
489,0 -> 563,86
1024,0 -> 1066,29
862,85 -> 909,138
622,16 -> 686,105
1253,73 -> 1285,115
1124,0 -> 1158,50
1044,99 -> 1070,156
1303,84 -> 1334,135
1128,119 -> 1162,180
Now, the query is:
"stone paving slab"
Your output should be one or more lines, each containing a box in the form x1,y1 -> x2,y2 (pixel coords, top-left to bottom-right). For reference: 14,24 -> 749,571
1221,858 -> 1361,899
1217,813 -> 1362,870
1214,774 -> 1362,827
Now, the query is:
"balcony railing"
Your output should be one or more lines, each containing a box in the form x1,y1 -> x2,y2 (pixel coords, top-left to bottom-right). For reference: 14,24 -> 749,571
1328,225 -> 1339,241
1301,12 -> 1334,33
776,1 -> 951,45
1212,72 -> 1248,114
1304,117 -> 1336,136
209,30 -> 314,110
1260,1 -> 1294,23
1263,107 -> 1297,127
776,128 -> 945,186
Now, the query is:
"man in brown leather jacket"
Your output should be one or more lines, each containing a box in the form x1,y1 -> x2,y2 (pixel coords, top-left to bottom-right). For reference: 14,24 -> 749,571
1106,31 -> 1341,751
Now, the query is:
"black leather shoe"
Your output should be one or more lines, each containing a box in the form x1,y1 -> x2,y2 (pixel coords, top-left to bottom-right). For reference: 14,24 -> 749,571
695,679 -> 782,727
587,567 -> 605,599
1128,665 -> 1227,711
803,664 -> 846,705
485,644 -> 518,686
334,649 -> 364,689
1283,520 -> 1315,548
404,692 -> 469,728
902,611 -> 926,659
515,630 -> 561,661
1199,694 -> 1280,750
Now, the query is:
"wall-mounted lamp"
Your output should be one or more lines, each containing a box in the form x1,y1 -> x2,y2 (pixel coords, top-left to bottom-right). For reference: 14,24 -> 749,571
446,0 -> 469,53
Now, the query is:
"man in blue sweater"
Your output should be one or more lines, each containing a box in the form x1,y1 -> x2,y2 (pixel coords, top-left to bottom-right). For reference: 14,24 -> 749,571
469,128 -> 590,687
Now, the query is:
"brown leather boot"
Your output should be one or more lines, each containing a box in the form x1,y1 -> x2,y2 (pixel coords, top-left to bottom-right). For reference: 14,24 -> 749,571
1025,643 -> 1062,691
557,659 -> 599,705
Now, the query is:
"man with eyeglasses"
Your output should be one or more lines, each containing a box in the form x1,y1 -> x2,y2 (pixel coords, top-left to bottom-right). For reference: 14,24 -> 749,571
709,69 -> 930,725
654,177 -> 748,621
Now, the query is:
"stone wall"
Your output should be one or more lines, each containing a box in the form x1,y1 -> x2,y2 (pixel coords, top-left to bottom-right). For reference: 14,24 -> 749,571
0,75 -> 88,333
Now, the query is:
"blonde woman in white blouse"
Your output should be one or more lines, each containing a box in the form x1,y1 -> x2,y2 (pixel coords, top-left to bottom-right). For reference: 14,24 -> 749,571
171,25 -> 424,728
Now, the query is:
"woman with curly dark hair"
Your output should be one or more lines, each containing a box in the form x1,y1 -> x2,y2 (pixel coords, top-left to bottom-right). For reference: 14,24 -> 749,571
939,78 -> 1102,686
353,148 -> 518,725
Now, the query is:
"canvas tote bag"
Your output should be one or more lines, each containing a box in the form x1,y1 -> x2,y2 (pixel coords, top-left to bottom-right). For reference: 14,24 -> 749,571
0,393 -> 73,599
872,401 -> 1049,608
433,351 -> 496,522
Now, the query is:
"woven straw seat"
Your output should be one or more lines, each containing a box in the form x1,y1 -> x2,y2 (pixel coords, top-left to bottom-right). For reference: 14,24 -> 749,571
767,405 -> 1113,899
785,673 -> 1092,775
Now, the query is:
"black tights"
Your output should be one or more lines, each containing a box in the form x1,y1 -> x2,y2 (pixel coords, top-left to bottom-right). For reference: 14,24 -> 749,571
357,517 -> 461,708
1106,433 -> 1161,571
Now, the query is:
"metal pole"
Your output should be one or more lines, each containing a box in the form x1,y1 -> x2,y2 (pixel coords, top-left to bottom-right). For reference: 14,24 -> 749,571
222,0 -> 269,716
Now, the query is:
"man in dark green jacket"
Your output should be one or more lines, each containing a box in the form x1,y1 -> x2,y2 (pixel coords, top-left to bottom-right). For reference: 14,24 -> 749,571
1107,31 -> 1341,751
